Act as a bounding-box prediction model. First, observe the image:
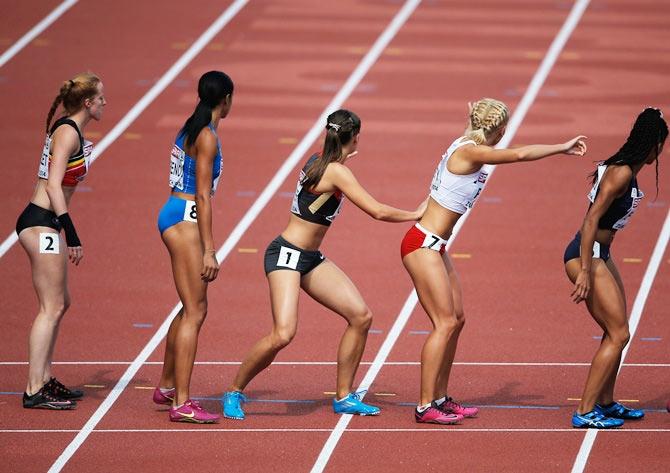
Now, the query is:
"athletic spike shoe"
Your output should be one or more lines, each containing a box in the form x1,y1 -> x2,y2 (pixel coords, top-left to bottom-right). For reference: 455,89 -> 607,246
169,399 -> 219,424
435,397 -> 479,418
415,406 -> 462,425
572,409 -> 624,429
44,377 -> 84,400
222,391 -> 247,420
23,387 -> 76,410
595,401 -> 645,420
333,392 -> 380,416
152,387 -> 175,406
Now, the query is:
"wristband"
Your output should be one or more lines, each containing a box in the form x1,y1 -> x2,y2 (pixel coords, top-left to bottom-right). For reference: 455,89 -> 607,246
57,213 -> 81,247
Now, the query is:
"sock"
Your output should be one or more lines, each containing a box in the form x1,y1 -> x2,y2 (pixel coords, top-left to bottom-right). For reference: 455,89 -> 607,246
160,387 -> 174,394
336,394 -> 350,402
434,396 -> 447,406
417,403 -> 431,413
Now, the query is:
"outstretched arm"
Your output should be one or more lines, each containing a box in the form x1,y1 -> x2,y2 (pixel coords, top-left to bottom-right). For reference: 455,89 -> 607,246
326,163 -> 425,222
463,136 -> 587,166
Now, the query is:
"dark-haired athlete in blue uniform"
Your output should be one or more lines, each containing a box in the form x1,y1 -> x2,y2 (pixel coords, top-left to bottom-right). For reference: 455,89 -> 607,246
565,107 -> 668,429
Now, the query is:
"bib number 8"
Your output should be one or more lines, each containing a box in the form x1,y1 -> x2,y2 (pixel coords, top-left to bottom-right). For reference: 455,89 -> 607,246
183,201 -> 197,222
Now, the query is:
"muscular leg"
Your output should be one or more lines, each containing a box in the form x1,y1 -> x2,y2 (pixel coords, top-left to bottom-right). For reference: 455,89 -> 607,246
435,254 -> 465,399
300,260 -> 373,399
229,270 -> 301,392
565,258 -> 628,414
162,223 -> 210,406
19,228 -> 70,395
158,307 -> 183,389
403,249 -> 459,406
598,257 -> 628,405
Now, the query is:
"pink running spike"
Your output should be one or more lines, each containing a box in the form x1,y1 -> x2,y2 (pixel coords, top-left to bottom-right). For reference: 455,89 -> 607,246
152,387 -> 175,406
415,406 -> 463,425
169,400 -> 219,424
437,397 -> 479,418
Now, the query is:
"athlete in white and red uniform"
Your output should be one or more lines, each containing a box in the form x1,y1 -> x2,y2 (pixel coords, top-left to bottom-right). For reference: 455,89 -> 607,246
401,98 -> 586,425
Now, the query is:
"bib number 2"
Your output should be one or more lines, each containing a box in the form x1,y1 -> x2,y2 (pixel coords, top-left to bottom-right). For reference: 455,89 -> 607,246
39,233 -> 59,254
183,201 -> 197,222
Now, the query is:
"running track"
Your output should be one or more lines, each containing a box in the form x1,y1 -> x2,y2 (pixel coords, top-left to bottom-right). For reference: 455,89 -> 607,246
1,1 -> 668,472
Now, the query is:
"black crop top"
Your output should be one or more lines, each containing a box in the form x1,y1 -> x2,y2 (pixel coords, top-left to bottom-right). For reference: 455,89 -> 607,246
290,154 -> 344,227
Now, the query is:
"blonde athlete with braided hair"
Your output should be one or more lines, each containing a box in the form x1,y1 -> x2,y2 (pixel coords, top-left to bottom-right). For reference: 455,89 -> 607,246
16,73 -> 106,409
401,98 -> 587,424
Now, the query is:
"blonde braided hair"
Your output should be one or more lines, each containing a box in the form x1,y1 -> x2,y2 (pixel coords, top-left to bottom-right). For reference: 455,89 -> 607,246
466,98 -> 509,145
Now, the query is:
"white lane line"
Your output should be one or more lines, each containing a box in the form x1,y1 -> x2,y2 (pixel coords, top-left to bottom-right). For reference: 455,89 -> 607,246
309,1 -> 591,472
46,1 -> 425,471
0,0 -> 250,260
570,209 -> 670,473
44,1 -> 251,471
0,0 -> 78,68
2,361 -> 667,367
5,428 -> 670,434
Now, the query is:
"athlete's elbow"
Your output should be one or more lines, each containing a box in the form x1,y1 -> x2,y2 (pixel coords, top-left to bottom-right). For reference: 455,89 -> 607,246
370,206 -> 388,221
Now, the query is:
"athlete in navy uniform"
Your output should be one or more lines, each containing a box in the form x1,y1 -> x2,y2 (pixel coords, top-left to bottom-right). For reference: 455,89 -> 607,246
153,71 -> 233,424
565,108 -> 667,429
223,109 -> 426,419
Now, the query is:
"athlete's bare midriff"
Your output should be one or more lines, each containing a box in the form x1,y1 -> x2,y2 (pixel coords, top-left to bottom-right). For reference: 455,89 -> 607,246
280,214 -> 329,251
30,179 -> 75,210
417,197 -> 463,241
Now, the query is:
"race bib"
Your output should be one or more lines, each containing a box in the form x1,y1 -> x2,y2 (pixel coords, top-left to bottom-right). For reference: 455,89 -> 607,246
183,201 -> 197,222
277,246 -> 300,270
38,135 -> 51,179
613,188 -> 644,230
421,231 -> 447,251
211,154 -> 223,195
39,233 -> 59,254
169,144 -> 186,190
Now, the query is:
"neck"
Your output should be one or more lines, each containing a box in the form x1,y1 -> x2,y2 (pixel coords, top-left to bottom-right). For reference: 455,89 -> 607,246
68,109 -> 90,130
210,108 -> 222,128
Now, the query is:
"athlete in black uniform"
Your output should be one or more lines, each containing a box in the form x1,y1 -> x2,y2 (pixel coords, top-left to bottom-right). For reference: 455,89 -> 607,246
565,107 -> 667,429
222,109 -> 426,419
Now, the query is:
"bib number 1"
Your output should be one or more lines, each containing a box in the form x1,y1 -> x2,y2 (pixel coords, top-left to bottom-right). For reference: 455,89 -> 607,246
277,246 -> 300,270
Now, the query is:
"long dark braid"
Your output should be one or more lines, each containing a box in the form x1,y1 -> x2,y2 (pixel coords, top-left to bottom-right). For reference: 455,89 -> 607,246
591,107 -> 668,196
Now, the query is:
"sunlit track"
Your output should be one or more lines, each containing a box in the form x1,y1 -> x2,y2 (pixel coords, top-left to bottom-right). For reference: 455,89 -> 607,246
0,0 -> 78,68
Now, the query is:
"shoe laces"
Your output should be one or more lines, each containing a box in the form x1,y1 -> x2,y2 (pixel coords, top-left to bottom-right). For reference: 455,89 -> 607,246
444,397 -> 461,409
351,389 -> 368,401
39,387 -> 68,403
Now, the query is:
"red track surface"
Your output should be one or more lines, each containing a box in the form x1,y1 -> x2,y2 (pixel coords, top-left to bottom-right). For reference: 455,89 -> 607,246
1,1 -> 668,472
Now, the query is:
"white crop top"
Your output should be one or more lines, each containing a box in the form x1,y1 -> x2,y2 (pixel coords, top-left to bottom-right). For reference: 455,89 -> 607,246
429,137 -> 488,214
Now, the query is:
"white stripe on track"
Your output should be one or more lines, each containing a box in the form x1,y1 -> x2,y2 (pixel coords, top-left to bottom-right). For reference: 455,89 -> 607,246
0,0 -> 78,68
0,0 -> 250,260
46,1 -> 426,471
5,428 -> 670,434
309,1 -> 591,472
45,1 -> 250,471
570,209 -> 670,473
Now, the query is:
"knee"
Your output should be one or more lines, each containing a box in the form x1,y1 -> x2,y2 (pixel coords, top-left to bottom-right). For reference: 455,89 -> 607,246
433,314 -> 459,335
271,327 -> 296,350
454,310 -> 465,330
351,307 -> 373,331
43,300 -> 69,323
183,301 -> 208,324
609,329 -> 630,349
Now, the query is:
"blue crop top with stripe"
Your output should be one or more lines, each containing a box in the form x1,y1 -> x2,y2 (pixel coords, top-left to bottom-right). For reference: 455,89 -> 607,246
169,125 -> 223,195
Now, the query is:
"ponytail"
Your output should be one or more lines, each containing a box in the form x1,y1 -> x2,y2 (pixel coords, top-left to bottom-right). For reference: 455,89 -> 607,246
45,74 -> 100,133
180,71 -> 234,147
302,110 -> 361,190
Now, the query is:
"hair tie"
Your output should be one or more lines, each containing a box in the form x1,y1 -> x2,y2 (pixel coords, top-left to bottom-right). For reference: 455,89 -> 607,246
327,122 -> 341,132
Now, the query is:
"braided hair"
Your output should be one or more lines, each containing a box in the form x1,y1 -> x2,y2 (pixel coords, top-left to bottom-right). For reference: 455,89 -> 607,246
466,98 -> 509,145
302,109 -> 361,191
180,71 -> 234,147
591,107 -> 668,195
45,72 -> 100,133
